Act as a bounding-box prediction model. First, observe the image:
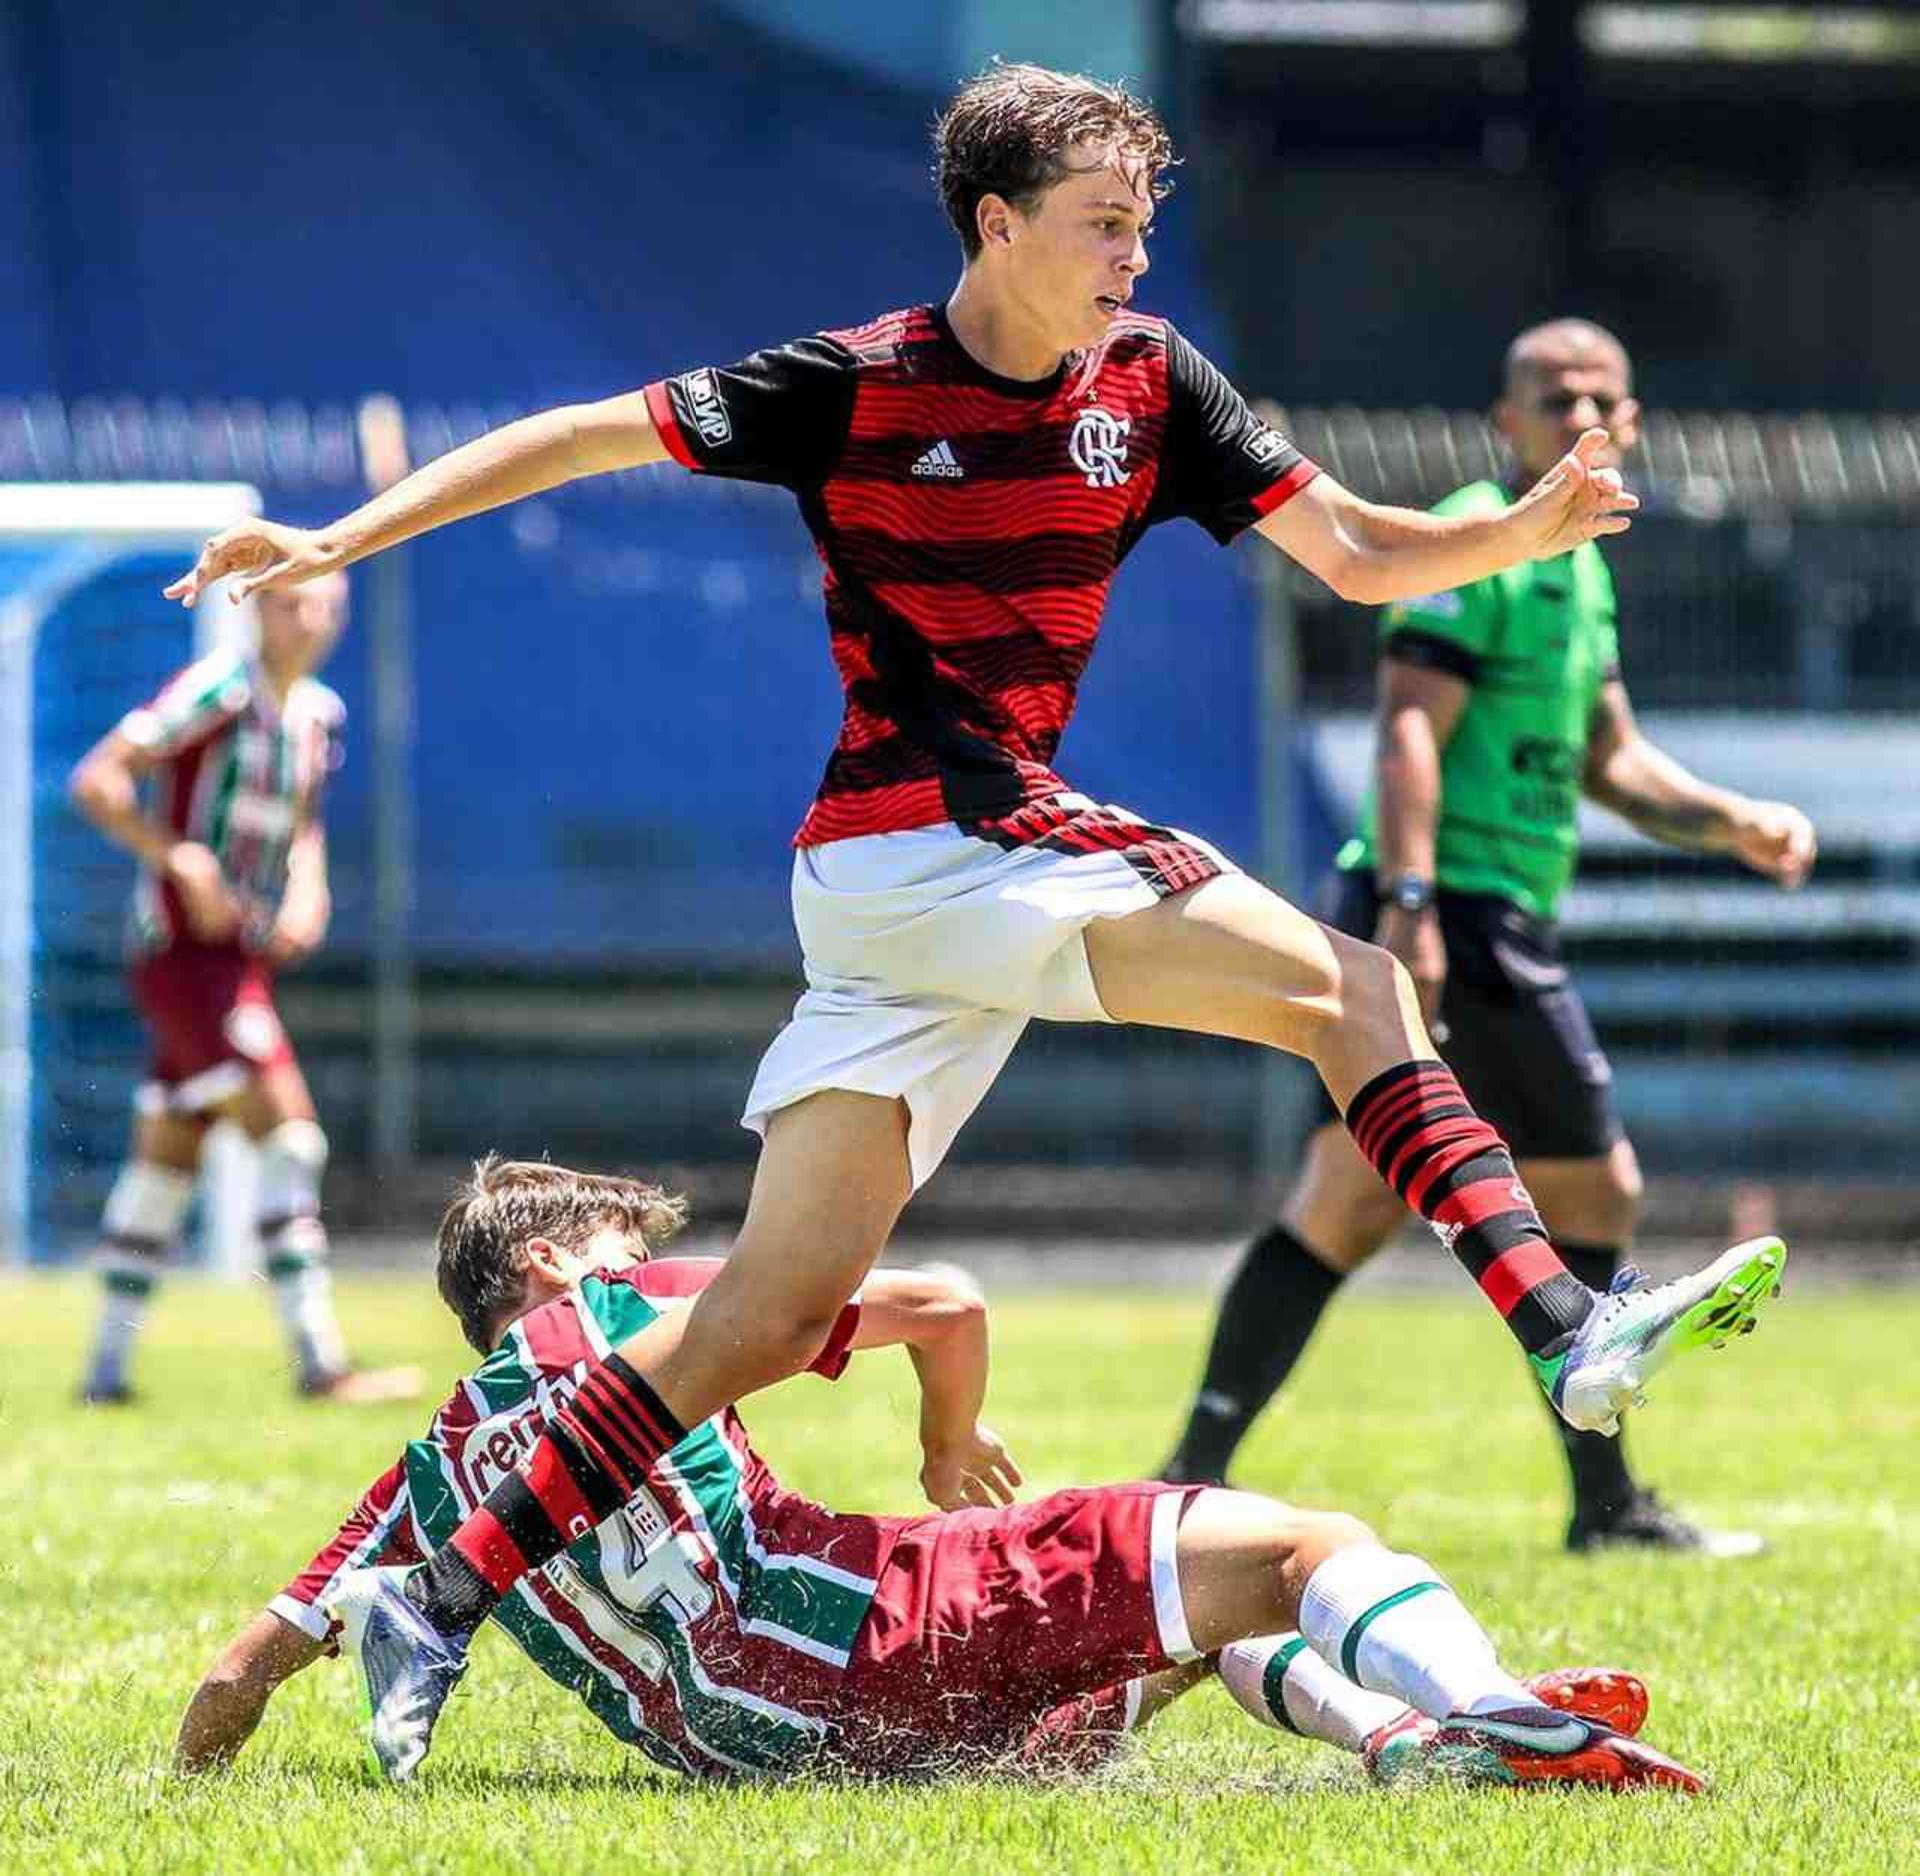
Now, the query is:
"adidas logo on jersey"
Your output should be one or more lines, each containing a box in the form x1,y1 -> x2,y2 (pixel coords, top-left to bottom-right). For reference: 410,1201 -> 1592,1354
910,439 -> 965,479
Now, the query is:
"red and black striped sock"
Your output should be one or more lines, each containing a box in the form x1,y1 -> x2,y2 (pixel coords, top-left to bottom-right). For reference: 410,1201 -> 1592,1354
405,1353 -> 685,1636
1344,1059 -> 1594,1354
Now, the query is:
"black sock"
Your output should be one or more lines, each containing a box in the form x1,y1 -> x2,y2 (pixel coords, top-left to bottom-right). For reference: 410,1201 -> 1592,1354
1165,1223 -> 1346,1482
1548,1242 -> 1636,1516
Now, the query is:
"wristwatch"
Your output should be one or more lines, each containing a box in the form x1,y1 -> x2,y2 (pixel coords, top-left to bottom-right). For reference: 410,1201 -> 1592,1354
1380,872 -> 1436,914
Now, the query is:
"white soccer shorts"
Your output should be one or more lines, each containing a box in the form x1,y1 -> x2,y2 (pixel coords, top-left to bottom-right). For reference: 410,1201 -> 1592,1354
741,797 -> 1237,1187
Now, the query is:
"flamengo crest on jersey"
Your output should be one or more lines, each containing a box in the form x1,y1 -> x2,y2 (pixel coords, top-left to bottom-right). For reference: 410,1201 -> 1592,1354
1068,406 -> 1131,488
643,304 -> 1319,846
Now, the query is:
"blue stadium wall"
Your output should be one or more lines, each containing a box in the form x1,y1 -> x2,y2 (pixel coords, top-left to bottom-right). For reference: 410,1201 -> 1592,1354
4,3 -> 1268,967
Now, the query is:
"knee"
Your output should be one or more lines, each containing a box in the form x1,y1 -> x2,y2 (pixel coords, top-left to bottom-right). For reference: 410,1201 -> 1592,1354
1289,1510 -> 1375,1578
257,1120 -> 328,1226
1265,1504 -> 1377,1610
1326,934 -> 1417,1039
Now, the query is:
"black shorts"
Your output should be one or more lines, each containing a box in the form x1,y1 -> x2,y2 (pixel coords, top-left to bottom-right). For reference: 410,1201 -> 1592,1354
1314,870 -> 1623,1162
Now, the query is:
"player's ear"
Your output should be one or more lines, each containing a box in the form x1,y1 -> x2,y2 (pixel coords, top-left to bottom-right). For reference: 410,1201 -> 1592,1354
976,194 -> 1015,252
522,1236 -> 568,1286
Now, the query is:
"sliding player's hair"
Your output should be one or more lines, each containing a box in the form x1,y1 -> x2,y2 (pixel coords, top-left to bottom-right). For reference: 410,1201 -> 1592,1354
435,1154 -> 689,1354
934,61 -> 1176,260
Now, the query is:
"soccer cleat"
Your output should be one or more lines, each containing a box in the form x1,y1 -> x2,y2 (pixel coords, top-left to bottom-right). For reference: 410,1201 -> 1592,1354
326,1566 -> 469,1783
300,1364 -> 426,1405
1532,1237 -> 1787,1435
1424,1704 -> 1704,1795
1364,1667 -> 1649,1783
1568,1489 -> 1766,1559
1525,1666 -> 1649,1736
76,1381 -> 137,1407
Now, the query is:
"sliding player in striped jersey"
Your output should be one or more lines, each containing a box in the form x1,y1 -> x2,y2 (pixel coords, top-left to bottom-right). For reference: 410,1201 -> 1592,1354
165,63 -> 1784,1756
176,1158 -> 1698,1791
68,574 -> 417,1406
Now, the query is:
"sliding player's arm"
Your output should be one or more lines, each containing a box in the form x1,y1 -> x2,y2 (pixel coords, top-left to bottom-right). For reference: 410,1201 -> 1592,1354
166,338 -> 858,606
174,1460 -> 420,1773
1258,434 -> 1636,605
174,1610 -> 327,1774
848,1266 -> 1020,1512
1583,679 -> 1816,886
648,1257 -> 1019,1511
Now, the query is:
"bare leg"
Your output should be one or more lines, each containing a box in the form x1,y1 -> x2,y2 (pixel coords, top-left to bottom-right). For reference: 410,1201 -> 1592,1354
626,1089 -> 913,1424
1086,874 -> 1597,1361
1171,1488 -> 1532,1720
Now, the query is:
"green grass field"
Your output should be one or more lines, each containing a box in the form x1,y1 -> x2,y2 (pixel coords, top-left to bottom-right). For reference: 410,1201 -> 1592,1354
4,1269 -> 1917,1874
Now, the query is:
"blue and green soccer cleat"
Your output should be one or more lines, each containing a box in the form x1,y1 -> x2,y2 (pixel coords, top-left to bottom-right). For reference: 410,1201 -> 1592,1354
326,1566 -> 469,1784
1532,1236 -> 1788,1435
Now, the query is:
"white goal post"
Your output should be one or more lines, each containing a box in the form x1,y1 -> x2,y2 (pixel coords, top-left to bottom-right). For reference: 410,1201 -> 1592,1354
0,483 -> 262,1270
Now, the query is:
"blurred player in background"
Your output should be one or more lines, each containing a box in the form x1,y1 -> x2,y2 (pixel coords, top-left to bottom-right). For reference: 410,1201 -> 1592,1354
165,66 -> 1784,1760
68,573 -> 419,1406
175,1157 -> 1700,1793
1161,321 -> 1816,1553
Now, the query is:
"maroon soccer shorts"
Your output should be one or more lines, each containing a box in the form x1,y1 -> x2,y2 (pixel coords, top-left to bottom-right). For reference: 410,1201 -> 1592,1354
128,942 -> 295,1114
823,1483 -> 1201,1777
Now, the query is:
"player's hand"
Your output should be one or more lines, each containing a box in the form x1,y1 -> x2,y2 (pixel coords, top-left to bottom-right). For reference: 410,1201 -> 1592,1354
165,842 -> 243,941
920,1423 -> 1023,1512
1514,429 -> 1639,558
1729,799 -> 1817,889
265,893 -> 330,967
164,521 -> 339,608
1375,904 -> 1449,1039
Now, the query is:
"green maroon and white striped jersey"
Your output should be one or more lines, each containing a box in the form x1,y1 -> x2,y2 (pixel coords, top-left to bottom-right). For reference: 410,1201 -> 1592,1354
272,1261 -> 890,1780
118,646 -> 343,956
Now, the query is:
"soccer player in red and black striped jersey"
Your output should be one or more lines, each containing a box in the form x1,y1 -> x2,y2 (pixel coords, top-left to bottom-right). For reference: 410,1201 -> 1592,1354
166,63 -> 1784,1772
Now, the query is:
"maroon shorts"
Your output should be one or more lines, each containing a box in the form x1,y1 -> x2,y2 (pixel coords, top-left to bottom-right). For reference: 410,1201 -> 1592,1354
128,943 -> 295,1113
820,1483 -> 1199,1778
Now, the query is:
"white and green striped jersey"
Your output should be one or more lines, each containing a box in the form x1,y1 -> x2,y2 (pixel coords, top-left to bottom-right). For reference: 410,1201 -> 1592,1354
117,646 -> 343,955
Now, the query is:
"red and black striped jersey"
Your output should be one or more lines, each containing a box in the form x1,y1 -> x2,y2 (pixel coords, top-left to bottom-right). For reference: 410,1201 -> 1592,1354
643,304 -> 1317,846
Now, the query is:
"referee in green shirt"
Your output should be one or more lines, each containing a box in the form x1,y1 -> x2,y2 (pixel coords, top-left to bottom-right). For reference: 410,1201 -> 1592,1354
1165,319 -> 1817,1552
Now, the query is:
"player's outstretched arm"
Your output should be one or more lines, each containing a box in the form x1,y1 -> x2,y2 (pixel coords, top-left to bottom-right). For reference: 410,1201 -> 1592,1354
174,1610 -> 326,1774
850,1266 -> 1022,1512
1257,430 -> 1637,605
1584,680 -> 1817,886
163,391 -> 671,606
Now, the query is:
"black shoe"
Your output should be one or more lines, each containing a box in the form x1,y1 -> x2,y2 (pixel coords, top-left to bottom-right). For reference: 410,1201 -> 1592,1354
1566,1488 -> 1765,1559
1159,1452 -> 1227,1488
77,1381 -> 136,1406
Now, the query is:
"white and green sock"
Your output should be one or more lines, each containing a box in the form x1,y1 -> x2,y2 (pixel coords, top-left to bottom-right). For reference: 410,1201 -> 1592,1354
83,1162 -> 194,1396
1219,1632 -> 1407,1753
1297,1544 -> 1533,1720
257,1121 -> 348,1387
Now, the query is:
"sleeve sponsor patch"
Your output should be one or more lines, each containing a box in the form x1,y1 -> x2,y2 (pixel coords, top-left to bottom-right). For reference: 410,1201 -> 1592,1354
678,368 -> 733,447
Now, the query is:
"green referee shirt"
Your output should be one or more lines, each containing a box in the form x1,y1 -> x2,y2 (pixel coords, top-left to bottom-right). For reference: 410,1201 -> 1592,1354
1337,479 -> 1620,921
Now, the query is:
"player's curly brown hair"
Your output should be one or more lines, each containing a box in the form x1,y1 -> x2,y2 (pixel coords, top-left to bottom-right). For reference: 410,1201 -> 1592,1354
434,1154 -> 689,1354
935,61 -> 1176,260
